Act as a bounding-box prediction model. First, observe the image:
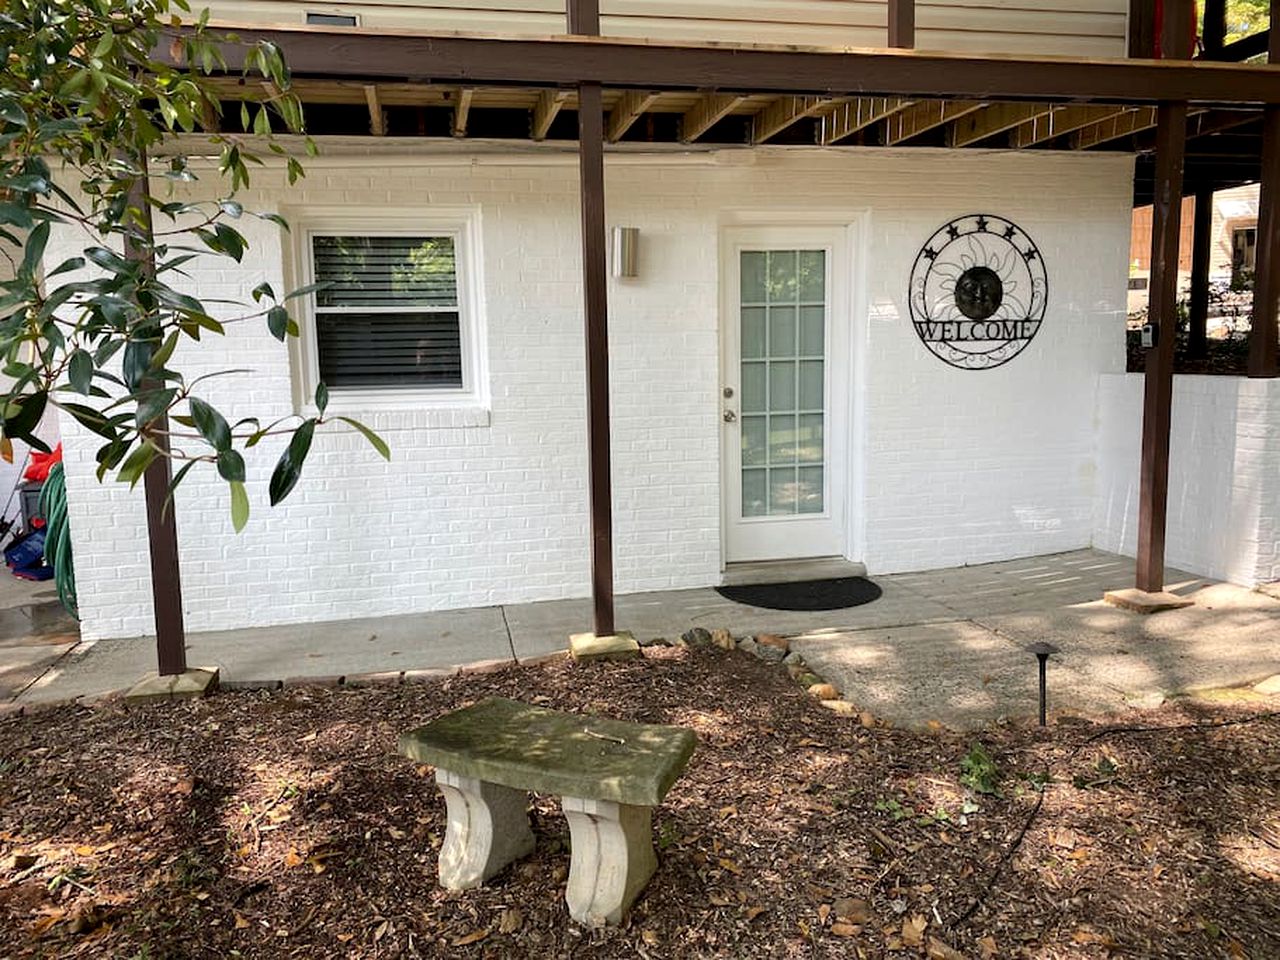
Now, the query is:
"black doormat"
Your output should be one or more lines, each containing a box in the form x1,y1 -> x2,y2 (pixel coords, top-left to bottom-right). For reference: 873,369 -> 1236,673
715,577 -> 883,612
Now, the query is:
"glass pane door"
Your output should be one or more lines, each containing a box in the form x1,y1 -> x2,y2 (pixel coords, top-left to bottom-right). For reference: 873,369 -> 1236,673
739,249 -> 826,519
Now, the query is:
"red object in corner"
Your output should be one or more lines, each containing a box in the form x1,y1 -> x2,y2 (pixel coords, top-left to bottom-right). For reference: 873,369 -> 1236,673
24,443 -> 62,484
1153,0 -> 1200,58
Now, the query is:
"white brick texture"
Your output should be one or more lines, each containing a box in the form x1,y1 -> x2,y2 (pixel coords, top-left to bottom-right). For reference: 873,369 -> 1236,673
50,147 -> 1136,639
1094,373 -> 1280,586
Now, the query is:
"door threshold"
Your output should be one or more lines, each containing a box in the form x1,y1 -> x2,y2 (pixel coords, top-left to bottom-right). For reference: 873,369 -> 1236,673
721,557 -> 868,586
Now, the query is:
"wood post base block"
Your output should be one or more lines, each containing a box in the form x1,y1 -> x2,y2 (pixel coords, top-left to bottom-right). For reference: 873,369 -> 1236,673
124,666 -> 219,702
435,769 -> 535,890
1103,588 -> 1195,614
561,796 -> 657,926
569,630 -> 640,662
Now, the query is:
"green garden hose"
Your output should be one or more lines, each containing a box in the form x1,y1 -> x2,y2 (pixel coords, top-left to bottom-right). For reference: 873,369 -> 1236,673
38,461 -> 78,619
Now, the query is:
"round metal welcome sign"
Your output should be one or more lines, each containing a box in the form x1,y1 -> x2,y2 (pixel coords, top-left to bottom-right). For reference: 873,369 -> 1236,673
907,214 -> 1048,370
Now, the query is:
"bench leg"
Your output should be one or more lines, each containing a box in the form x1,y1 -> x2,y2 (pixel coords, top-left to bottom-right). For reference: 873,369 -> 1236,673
434,769 -> 535,890
561,796 -> 657,926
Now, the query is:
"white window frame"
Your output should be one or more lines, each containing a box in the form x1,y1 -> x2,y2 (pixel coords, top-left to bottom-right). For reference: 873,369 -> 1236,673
285,206 -> 487,414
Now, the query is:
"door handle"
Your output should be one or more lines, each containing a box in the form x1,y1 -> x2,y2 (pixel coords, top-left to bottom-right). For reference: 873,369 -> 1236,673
723,410 -> 737,423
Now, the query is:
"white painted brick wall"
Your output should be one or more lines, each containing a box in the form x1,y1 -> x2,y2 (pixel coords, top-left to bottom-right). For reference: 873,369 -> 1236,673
1094,373 -> 1280,586
49,147 -> 1134,639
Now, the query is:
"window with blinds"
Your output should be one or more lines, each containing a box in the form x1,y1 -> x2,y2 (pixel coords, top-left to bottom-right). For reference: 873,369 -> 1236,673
311,234 -> 464,390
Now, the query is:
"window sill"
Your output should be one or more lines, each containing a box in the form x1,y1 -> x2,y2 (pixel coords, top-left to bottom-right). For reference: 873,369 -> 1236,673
313,404 -> 491,431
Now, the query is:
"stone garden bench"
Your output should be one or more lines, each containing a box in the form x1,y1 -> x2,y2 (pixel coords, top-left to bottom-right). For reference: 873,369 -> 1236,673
399,697 -> 696,926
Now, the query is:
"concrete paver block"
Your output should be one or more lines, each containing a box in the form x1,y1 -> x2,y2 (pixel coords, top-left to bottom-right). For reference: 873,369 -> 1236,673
124,666 -> 219,702
1103,588 -> 1196,614
1254,675 -> 1280,696
569,631 -> 640,662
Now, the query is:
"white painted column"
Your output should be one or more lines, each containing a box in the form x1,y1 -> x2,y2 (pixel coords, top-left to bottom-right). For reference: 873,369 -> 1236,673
434,769 -> 535,889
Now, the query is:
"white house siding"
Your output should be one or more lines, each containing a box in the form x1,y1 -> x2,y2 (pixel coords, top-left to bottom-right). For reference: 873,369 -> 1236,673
49,147 -> 1133,640
1094,374 -> 1280,586
204,0 -> 1129,58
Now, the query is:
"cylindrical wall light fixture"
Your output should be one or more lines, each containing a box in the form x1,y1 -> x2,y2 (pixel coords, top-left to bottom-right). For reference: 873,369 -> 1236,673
611,226 -> 639,279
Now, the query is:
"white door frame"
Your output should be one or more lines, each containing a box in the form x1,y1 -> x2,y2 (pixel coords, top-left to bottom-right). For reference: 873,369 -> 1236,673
719,220 -> 862,565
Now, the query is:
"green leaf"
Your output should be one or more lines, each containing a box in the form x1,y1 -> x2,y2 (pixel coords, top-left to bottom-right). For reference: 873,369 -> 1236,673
315,382 -> 328,415
283,281 -> 328,301
3,392 -> 47,445
212,222 -> 245,262
268,418 -> 315,506
266,305 -> 289,341
135,387 -> 177,427
122,339 -> 154,390
189,397 -> 232,452
19,221 -> 48,278
250,280 -> 275,303
116,442 -> 158,488
216,448 -> 245,482
67,349 -> 93,395
229,480 -> 250,532
337,416 -> 391,461
60,402 -> 115,440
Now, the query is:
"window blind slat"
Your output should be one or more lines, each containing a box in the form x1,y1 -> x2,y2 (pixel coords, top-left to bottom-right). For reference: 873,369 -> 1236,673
316,310 -> 463,389
313,235 -> 458,309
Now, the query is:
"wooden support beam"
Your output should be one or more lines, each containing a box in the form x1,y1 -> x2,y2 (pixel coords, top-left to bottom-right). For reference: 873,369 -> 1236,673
680,93 -> 744,143
888,0 -> 915,49
883,100 -> 984,145
751,96 -> 840,143
532,89 -> 570,140
1009,104 -> 1123,147
948,102 -> 1048,147
195,28 -> 1280,107
363,84 -> 386,136
452,87 -> 474,137
1249,1 -> 1280,378
1135,101 -> 1189,594
818,97 -> 908,145
1160,0 -> 1196,59
1129,0 -> 1156,58
606,89 -> 659,142
1188,187 -> 1213,358
1182,188 -> 1213,358
569,0 -> 615,638
1072,106 -> 1158,148
1201,0 -> 1227,57
125,150 -> 188,677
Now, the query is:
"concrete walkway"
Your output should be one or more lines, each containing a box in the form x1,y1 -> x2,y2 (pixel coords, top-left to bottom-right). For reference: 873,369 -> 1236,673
6,550 -> 1279,728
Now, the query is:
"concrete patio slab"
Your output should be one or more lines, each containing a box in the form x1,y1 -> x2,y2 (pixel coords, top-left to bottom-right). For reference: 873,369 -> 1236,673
791,621 -> 1127,730
9,550 -> 1278,729
0,641 -> 76,700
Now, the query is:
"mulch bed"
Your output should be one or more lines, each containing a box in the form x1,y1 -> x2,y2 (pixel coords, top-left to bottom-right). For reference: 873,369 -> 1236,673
2,646 -> 1279,958
1125,333 -> 1252,375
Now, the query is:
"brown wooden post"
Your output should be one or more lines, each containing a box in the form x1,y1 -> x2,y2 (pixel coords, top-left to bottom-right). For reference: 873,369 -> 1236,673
1249,1 -> 1280,378
1160,0 -> 1196,59
124,150 -> 188,675
1135,102 -> 1188,593
1201,0 -> 1226,56
1128,0 -> 1156,58
1188,187 -> 1212,358
888,0 -> 915,48
568,0 -> 615,637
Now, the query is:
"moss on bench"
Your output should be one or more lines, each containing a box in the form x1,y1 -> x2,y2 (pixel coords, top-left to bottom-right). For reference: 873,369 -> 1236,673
399,697 -> 696,807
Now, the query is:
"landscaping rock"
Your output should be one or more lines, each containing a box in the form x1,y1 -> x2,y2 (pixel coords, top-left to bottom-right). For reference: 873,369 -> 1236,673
808,683 -> 839,700
570,632 -> 640,662
757,646 -> 786,664
786,662 -> 809,680
860,711 -> 877,729
737,637 -> 759,657
757,634 -> 789,655
820,700 -> 858,717
1254,674 -> 1280,695
833,898 -> 872,924
711,629 -> 736,651
797,672 -> 823,688
681,628 -> 713,649
783,650 -> 805,666
638,636 -> 670,648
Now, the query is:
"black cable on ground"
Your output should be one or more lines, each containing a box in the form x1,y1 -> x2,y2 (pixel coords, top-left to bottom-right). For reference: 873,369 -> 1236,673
948,709 -> 1280,930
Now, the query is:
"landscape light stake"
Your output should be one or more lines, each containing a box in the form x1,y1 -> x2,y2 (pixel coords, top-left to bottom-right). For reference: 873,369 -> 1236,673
1027,642 -> 1059,726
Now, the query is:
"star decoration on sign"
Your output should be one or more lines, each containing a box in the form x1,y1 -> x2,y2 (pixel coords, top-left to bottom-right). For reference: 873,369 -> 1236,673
946,223 -> 961,240
1004,225 -> 1017,240
975,216 -> 989,232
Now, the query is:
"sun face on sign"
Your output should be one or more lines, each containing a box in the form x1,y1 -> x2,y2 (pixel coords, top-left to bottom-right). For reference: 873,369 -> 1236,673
908,215 -> 1048,370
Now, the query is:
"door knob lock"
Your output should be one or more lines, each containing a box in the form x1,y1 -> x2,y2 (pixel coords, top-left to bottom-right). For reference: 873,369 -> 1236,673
723,410 -> 737,423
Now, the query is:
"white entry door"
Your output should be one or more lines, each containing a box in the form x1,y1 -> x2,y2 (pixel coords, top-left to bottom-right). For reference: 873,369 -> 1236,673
722,227 -> 850,563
